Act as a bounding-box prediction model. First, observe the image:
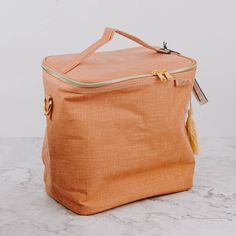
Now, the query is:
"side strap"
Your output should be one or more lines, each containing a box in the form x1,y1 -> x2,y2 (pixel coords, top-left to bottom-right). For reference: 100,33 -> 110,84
193,80 -> 208,105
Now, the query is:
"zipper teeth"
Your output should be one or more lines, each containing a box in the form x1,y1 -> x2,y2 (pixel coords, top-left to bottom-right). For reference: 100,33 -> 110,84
42,63 -> 197,88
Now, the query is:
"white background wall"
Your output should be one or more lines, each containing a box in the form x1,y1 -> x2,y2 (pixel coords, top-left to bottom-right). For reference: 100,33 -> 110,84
0,0 -> 235,138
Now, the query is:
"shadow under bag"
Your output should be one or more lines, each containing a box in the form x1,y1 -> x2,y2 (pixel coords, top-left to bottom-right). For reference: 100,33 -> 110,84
42,27 -> 207,215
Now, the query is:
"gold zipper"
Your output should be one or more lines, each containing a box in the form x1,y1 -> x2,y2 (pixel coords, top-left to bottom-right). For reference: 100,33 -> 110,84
42,63 -> 197,88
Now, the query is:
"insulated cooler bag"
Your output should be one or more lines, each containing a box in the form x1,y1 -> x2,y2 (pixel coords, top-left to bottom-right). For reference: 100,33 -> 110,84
42,27 -> 207,215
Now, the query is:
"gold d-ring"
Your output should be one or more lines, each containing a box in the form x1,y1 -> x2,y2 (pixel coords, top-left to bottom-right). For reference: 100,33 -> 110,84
44,97 -> 53,116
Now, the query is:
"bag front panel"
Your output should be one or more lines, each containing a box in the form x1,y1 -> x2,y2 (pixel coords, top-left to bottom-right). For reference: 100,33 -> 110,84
42,70 -> 195,214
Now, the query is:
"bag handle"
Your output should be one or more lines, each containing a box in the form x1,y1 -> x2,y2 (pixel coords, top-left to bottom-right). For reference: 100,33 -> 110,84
62,27 -> 169,73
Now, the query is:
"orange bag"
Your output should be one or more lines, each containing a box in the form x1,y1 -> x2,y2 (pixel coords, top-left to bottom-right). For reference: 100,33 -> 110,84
42,27 -> 207,215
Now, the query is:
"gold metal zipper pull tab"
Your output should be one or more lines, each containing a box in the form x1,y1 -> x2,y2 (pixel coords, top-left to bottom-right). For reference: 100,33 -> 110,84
151,70 -> 166,82
162,70 -> 173,81
151,70 -> 173,82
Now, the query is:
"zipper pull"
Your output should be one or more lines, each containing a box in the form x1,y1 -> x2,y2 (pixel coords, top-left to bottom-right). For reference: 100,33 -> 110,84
151,70 -> 173,82
151,70 -> 167,82
162,70 -> 173,81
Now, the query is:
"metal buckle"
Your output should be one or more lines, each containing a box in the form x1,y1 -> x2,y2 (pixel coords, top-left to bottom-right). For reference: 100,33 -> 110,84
162,42 -> 180,54
44,97 -> 53,116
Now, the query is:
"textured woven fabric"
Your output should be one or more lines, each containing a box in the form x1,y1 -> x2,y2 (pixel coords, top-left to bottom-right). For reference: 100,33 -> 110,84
42,28 -> 196,215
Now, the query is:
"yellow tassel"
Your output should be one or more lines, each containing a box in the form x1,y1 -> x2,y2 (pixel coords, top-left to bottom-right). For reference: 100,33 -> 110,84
186,102 -> 199,154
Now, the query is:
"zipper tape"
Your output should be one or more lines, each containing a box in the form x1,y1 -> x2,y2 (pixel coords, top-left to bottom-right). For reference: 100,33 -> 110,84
42,63 -> 197,88
42,63 -> 207,105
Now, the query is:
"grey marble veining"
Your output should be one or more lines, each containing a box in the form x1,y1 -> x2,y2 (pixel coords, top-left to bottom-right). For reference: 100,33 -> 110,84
0,138 -> 235,236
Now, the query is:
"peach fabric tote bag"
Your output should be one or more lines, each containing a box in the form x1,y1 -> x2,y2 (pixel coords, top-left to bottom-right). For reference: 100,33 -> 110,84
42,27 -> 207,215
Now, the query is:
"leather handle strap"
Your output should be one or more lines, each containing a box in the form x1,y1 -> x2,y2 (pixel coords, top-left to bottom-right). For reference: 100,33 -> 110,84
62,27 -> 168,73
193,79 -> 208,105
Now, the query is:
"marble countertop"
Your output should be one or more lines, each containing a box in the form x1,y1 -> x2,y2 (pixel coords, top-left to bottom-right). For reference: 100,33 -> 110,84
0,138 -> 235,236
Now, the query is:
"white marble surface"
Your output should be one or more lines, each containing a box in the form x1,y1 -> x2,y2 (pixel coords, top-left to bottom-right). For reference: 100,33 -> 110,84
0,138 -> 235,236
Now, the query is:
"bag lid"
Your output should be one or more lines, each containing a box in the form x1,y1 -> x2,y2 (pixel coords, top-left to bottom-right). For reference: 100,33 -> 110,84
42,28 -> 196,83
